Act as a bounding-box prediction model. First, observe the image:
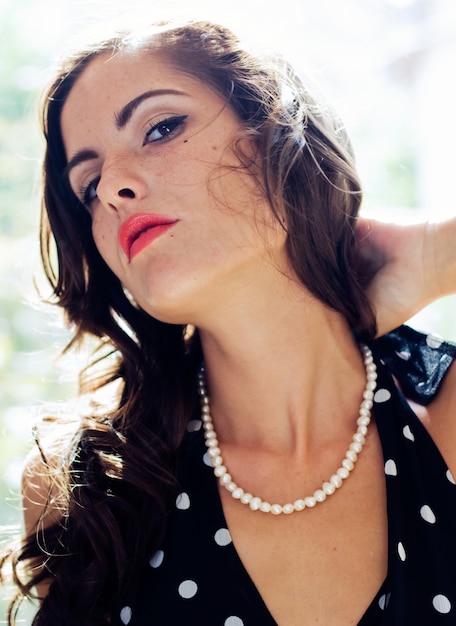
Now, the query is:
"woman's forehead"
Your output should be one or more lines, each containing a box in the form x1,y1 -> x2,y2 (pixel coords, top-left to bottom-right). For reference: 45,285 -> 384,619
62,51 -> 203,121
74,49 -> 181,89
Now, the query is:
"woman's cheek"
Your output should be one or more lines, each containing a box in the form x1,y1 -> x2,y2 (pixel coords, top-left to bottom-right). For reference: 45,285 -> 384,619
92,215 -> 120,268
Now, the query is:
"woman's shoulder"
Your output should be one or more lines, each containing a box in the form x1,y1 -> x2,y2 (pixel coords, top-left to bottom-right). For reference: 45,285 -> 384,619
22,416 -> 80,536
20,417 -> 81,600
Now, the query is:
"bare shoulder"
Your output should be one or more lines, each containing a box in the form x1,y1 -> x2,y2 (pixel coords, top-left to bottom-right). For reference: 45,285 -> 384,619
21,418 -> 80,599
410,360 -> 456,478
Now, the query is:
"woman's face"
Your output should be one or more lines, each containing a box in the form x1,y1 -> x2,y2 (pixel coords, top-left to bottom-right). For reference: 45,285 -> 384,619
61,50 -> 287,325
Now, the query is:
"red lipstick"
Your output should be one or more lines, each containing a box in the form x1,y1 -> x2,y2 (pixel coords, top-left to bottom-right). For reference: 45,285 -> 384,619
119,213 -> 178,261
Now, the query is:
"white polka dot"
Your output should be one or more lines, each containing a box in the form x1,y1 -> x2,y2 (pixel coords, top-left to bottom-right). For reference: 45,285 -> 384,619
225,617 -> 244,626
203,452 -> 212,466
426,334 -> 443,349
176,492 -> 191,510
178,579 -> 198,599
385,459 -> 398,476
378,592 -> 391,610
214,528 -> 232,547
396,350 -> 410,361
187,419 -> 202,432
397,541 -> 406,561
402,425 -> 415,441
120,606 -> 132,625
447,469 -> 456,485
433,594 -> 452,614
149,549 -> 165,568
374,388 -> 391,403
420,504 -> 436,524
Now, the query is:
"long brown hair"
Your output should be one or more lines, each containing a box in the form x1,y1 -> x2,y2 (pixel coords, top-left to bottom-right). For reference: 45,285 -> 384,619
2,19 -> 376,625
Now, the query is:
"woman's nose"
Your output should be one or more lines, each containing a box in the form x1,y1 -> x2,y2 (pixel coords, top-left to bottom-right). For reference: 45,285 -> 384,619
96,158 -> 148,213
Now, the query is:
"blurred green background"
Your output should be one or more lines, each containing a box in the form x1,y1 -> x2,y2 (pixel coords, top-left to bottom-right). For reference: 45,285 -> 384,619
1,0 -> 456,622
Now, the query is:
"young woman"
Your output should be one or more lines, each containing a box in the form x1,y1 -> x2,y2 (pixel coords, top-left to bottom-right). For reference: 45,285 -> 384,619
3,19 -> 456,626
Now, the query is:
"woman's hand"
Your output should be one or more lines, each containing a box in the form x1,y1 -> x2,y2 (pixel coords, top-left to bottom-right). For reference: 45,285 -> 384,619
356,217 -> 456,336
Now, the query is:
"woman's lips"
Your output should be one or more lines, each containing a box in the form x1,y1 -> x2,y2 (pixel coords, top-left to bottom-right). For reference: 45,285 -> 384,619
118,213 -> 178,261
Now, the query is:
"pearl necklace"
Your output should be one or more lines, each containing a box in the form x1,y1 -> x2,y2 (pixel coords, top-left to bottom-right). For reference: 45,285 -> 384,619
197,345 -> 377,515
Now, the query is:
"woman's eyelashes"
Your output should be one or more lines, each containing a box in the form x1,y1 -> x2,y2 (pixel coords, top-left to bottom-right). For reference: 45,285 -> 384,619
80,176 -> 100,208
144,114 -> 188,144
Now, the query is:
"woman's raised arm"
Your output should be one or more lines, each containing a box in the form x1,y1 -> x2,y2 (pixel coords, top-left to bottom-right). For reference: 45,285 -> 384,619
357,216 -> 456,336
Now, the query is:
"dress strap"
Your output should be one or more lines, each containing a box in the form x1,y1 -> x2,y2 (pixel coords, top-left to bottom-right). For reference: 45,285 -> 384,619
373,325 -> 456,405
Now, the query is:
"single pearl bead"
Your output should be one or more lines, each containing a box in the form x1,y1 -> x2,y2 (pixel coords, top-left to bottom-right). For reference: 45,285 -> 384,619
282,503 -> 295,514
293,499 -> 306,511
214,465 -> 226,477
350,441 -> 363,454
346,450 -> 358,463
208,446 -> 221,457
337,467 -> 350,479
313,489 -> 326,503
304,496 -> 317,508
271,504 -> 283,515
232,487 -> 244,499
220,473 -> 232,485
241,492 -> 253,504
322,481 -> 336,495
206,438 -> 218,448
330,474 -> 343,488
260,501 -> 272,513
249,497 -> 262,511
342,458 -> 354,472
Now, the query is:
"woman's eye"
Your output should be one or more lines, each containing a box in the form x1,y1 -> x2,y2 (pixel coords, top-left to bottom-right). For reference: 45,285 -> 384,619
80,176 -> 100,207
145,115 -> 188,144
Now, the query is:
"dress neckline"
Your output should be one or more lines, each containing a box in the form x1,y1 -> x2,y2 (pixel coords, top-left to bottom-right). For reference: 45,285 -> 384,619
194,353 -> 405,625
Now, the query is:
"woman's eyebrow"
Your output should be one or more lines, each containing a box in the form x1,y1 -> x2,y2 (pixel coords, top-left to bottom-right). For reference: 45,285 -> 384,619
64,149 -> 98,180
114,88 -> 188,130
64,89 -> 188,178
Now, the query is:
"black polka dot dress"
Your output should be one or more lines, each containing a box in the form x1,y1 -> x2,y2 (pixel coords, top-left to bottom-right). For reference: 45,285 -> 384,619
118,326 -> 456,625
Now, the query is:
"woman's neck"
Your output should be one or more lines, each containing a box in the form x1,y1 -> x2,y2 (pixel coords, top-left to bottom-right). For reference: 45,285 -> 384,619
197,288 -> 368,461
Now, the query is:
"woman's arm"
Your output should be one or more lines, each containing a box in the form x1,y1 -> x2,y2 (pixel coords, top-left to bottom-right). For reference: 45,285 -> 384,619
357,217 -> 456,336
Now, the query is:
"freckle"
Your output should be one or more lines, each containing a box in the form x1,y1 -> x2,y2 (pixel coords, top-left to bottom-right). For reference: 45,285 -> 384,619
183,139 -> 188,143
